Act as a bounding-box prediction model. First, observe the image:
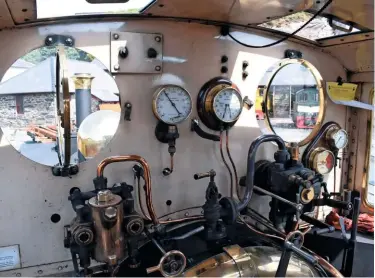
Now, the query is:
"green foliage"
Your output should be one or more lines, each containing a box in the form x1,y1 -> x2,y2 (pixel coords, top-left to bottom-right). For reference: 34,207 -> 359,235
22,46 -> 95,64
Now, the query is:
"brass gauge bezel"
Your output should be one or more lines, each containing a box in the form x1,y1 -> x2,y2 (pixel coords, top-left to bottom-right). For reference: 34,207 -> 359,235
197,77 -> 243,130
152,85 -> 193,125
309,147 -> 335,175
326,127 -> 348,149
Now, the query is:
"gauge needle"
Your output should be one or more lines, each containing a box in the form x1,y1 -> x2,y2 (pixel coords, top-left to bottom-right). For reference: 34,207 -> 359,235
223,104 -> 228,118
228,105 -> 232,119
337,136 -> 342,146
164,92 -> 182,115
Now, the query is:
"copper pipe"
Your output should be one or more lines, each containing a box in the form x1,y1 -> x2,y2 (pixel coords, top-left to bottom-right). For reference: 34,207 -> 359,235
238,215 -> 285,241
220,131 -> 233,198
96,155 -> 158,225
137,177 -> 151,221
225,129 -> 240,200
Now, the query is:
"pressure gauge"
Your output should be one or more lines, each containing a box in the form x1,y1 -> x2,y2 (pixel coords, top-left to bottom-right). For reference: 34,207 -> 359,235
309,148 -> 335,175
152,85 -> 192,125
197,77 -> 243,130
213,88 -> 242,123
326,127 -> 348,149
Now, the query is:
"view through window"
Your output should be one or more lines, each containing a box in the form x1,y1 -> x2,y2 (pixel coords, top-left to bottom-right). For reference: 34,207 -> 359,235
36,0 -> 154,18
259,12 -> 361,41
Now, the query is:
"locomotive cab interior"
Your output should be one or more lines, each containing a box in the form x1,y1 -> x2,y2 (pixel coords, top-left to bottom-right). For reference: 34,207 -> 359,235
0,0 -> 374,277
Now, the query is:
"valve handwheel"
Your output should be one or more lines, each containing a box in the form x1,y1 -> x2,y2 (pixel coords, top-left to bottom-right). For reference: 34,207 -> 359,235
146,250 -> 187,277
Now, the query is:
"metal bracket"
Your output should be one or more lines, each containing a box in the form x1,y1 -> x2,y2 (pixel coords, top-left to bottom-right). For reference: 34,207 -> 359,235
110,32 -> 163,73
45,34 -> 75,47
124,102 -> 132,121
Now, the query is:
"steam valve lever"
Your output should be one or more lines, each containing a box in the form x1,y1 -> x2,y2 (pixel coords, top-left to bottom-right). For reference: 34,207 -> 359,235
155,122 -> 179,176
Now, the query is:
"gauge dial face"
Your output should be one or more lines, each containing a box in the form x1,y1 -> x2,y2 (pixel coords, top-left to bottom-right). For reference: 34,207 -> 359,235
314,150 -> 335,175
153,86 -> 192,124
213,87 -> 243,123
331,129 -> 348,149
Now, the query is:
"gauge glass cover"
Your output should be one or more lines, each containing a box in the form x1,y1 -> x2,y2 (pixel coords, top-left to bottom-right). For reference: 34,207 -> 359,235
213,88 -> 242,123
332,129 -> 348,149
154,86 -> 192,124
315,150 -> 334,174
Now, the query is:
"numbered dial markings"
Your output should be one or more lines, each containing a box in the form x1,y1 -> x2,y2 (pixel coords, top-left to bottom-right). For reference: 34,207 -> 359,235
331,129 -> 348,149
314,150 -> 335,175
153,86 -> 192,124
213,88 -> 243,123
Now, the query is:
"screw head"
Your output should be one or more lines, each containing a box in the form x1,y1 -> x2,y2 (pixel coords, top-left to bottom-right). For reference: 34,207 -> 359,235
113,33 -> 119,40
155,65 -> 161,71
65,38 -> 73,46
155,36 -> 162,42
114,64 -> 120,71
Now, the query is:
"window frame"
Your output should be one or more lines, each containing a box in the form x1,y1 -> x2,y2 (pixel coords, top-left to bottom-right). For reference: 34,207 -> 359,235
362,88 -> 374,211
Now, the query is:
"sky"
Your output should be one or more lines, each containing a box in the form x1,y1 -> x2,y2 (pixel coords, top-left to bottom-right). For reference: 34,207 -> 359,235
37,0 -> 153,18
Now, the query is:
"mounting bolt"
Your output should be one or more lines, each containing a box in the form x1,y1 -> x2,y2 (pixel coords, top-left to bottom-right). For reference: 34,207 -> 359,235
37,270 -> 43,275
242,71 -> 249,79
119,46 -> 129,59
114,64 -> 120,71
221,55 -> 228,63
242,60 -> 249,69
113,33 -> 119,40
105,207 -> 117,219
184,212 -> 189,216
221,66 -> 228,74
155,36 -> 162,42
65,37 -> 73,46
352,125 -> 356,130
155,65 -> 161,71
58,266 -> 63,271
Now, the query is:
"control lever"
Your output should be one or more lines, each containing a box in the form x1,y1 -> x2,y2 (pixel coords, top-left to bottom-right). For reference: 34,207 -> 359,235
275,231 -> 317,277
340,197 -> 360,277
300,214 -> 335,235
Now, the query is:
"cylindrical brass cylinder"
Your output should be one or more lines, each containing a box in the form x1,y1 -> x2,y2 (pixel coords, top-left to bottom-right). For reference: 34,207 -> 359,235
72,73 -> 95,129
88,190 -> 125,265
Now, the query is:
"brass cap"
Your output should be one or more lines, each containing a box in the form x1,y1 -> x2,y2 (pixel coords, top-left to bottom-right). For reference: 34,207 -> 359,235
72,73 -> 95,90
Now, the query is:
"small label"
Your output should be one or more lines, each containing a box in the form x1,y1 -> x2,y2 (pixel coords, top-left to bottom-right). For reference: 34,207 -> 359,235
0,245 -> 21,271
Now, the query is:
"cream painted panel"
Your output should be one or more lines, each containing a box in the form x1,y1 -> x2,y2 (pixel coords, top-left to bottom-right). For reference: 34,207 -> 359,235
0,20 -> 346,270
0,0 -> 13,29
5,0 -> 36,24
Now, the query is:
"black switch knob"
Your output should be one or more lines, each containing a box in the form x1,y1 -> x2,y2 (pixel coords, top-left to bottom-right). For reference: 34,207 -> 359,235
119,46 -> 128,59
147,48 -> 158,58
242,71 -> 249,79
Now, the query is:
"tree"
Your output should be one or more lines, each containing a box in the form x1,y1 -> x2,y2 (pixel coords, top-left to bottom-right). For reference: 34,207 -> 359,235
23,46 -> 95,64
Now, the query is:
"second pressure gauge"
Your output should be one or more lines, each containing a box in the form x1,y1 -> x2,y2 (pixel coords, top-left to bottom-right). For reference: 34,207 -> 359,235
152,85 -> 192,125
197,77 -> 243,130
309,148 -> 335,175
326,127 -> 348,149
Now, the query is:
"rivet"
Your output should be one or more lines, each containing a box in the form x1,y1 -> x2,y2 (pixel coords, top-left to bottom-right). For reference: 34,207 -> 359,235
58,266 -> 63,271
201,210 -> 204,215
155,36 -> 162,42
353,111 -> 357,116
352,125 -> 356,130
349,165 -> 353,169
65,38 -> 73,45
184,212 -> 189,216
348,118 -> 351,122
352,139 -> 355,143
155,65 -> 161,71
348,178 -> 352,183
114,64 -> 120,71
113,33 -> 119,40
167,218 -> 172,221
350,152 -> 354,156
16,273 -> 21,277
37,270 -> 43,274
